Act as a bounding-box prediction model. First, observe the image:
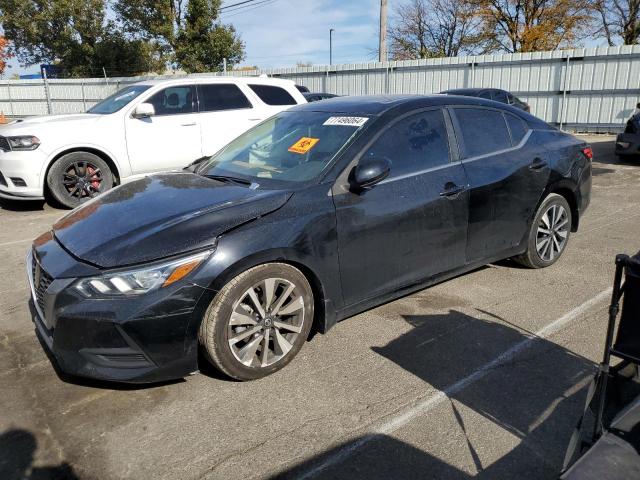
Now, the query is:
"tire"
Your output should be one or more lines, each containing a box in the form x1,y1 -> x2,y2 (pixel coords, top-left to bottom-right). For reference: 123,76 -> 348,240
515,193 -> 572,269
46,151 -> 114,209
199,263 -> 314,381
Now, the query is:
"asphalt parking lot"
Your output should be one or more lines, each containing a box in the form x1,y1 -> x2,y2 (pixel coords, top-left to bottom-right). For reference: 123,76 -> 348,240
1,135 -> 639,480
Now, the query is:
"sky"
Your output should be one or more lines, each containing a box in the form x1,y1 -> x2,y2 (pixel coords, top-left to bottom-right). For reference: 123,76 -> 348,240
6,0 -> 385,76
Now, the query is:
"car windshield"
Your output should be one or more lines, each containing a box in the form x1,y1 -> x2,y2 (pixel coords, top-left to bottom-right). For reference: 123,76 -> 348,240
196,111 -> 369,185
87,85 -> 151,114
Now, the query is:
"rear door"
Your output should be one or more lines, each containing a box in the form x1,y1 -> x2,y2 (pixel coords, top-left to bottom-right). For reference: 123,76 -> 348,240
451,107 -> 549,262
333,108 -> 469,306
125,85 -> 202,173
197,83 -> 261,156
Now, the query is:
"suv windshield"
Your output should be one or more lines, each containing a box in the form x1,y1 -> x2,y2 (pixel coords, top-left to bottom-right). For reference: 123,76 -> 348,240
88,85 -> 151,114
196,111 -> 369,185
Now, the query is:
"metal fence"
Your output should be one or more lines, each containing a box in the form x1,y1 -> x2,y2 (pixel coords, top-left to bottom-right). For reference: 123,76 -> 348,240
2,45 -> 640,133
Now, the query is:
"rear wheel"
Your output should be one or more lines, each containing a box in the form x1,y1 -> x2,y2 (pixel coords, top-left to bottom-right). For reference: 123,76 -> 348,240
199,263 -> 314,381
515,193 -> 572,268
47,151 -> 113,209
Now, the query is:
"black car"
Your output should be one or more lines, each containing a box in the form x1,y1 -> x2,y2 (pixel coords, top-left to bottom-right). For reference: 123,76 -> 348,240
442,88 -> 530,112
615,104 -> 640,158
28,95 -> 592,383
303,92 -> 339,102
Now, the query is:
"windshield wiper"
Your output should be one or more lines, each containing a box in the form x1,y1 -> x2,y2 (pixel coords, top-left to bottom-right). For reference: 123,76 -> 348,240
204,175 -> 253,187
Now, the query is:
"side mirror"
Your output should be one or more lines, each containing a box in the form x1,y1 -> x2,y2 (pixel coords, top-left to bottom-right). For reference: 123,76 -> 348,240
133,103 -> 155,119
636,102 -> 640,109
350,157 -> 391,190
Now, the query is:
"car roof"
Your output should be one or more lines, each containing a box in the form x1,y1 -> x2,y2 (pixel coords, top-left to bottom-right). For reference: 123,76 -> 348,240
132,76 -> 297,88
289,94 -> 515,116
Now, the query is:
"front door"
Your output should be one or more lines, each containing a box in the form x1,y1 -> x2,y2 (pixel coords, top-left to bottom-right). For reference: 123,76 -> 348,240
451,107 -> 550,262
125,85 -> 202,174
333,109 -> 469,307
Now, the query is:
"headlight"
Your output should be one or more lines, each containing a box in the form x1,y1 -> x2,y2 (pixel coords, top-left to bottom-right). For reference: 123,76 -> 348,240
74,250 -> 212,298
7,135 -> 41,150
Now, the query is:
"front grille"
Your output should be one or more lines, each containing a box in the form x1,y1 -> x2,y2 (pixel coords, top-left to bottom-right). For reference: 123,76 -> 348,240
0,171 -> 6,187
0,136 -> 10,152
32,254 -> 53,315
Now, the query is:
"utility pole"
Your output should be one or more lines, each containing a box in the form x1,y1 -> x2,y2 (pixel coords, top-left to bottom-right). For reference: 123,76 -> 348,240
329,29 -> 335,65
379,0 -> 388,62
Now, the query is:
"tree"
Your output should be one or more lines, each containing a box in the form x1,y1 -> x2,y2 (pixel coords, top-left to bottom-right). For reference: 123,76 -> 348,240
594,0 -> 640,45
114,0 -> 245,73
472,0 -> 594,52
389,0 -> 484,59
0,0 -> 163,77
0,35 -> 11,75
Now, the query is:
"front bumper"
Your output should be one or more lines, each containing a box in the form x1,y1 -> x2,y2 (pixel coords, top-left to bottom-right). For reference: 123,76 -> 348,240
26,246 -> 211,384
0,149 -> 48,200
615,133 -> 640,157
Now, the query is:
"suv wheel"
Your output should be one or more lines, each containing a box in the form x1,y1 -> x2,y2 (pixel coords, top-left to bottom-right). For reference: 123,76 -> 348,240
47,151 -> 113,208
199,263 -> 314,380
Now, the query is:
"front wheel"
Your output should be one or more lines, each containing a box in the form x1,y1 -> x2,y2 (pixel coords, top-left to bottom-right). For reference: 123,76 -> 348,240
47,151 -> 114,209
199,263 -> 314,380
515,193 -> 572,268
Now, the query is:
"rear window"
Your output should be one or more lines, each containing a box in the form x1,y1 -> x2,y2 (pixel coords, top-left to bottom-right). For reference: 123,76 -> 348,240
249,84 -> 297,106
455,108 -> 512,158
504,113 -> 528,145
198,84 -> 252,112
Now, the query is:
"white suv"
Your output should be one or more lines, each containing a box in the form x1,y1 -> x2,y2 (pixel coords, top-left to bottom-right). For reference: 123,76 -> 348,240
0,77 -> 307,208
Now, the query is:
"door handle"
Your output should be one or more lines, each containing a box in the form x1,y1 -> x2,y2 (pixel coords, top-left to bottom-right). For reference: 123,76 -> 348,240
181,122 -> 197,127
529,158 -> 548,170
439,182 -> 466,198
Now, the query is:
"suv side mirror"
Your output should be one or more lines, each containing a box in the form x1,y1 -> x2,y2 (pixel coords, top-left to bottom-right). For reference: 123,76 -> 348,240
636,102 -> 640,109
133,103 -> 155,119
350,157 -> 391,190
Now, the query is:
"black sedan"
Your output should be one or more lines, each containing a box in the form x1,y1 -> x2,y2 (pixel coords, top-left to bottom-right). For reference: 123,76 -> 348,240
442,88 -> 530,112
28,95 -> 592,383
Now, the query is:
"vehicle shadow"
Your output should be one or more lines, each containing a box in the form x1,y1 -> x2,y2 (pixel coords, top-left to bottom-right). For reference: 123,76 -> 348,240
273,309 -> 596,479
589,139 -> 639,167
0,198 -> 48,212
0,428 -> 79,480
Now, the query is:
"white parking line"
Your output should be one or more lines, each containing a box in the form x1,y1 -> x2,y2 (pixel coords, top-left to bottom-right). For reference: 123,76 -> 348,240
0,238 -> 31,247
297,288 -> 613,480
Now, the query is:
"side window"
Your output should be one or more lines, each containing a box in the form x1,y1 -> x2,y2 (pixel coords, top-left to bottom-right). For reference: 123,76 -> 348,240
504,113 -> 528,145
248,84 -> 297,106
198,84 -> 252,112
361,109 -> 450,178
147,86 -> 195,115
455,108 -> 511,158
493,90 -> 509,104
478,91 -> 493,100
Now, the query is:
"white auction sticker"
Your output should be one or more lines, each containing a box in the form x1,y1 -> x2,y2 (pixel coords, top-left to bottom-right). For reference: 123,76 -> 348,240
323,116 -> 369,127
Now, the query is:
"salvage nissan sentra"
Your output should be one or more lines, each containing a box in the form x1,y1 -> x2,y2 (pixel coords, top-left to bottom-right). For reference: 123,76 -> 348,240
27,95 -> 592,383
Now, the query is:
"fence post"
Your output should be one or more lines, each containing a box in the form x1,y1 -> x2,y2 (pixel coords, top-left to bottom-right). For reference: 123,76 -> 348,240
559,55 -> 571,130
42,68 -> 52,115
7,82 -> 14,117
81,80 -> 87,112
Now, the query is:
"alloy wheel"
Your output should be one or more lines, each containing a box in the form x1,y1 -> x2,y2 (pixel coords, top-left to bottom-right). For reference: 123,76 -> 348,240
63,161 -> 103,200
536,204 -> 569,262
227,278 -> 306,368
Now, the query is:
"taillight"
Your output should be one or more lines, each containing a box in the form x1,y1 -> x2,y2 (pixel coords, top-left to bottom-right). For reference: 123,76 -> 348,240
582,146 -> 593,160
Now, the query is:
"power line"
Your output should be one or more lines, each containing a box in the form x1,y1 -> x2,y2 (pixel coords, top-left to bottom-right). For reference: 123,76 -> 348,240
221,0 -> 279,17
220,0 -> 269,11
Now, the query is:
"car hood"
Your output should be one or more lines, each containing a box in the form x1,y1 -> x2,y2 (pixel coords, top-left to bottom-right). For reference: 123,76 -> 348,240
1,114 -> 103,134
52,173 -> 291,268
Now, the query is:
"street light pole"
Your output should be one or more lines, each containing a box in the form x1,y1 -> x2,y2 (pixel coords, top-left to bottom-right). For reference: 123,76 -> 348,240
330,28 -> 335,66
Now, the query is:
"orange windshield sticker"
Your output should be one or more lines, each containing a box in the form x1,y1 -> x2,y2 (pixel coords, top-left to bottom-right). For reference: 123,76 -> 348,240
288,137 -> 319,154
